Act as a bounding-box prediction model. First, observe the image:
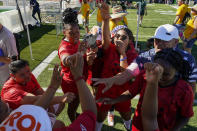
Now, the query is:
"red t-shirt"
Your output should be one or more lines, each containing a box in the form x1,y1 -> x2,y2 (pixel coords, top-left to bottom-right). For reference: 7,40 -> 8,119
54,111 -> 96,131
93,43 -> 138,98
58,40 -> 88,82
129,71 -> 194,131
1,74 -> 41,110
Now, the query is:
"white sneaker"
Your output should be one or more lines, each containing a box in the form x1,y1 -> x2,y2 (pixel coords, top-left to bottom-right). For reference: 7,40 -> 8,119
107,111 -> 114,126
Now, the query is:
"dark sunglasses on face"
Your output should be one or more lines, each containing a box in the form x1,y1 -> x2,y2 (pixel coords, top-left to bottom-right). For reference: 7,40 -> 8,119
115,34 -> 128,41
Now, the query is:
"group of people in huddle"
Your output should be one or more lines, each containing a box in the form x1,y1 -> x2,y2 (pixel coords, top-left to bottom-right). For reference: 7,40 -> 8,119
0,1 -> 196,131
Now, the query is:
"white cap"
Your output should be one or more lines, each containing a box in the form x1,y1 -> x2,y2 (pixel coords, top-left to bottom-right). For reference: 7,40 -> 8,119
153,24 -> 179,41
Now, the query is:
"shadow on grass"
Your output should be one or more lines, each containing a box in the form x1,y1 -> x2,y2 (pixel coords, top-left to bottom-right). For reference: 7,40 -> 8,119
18,24 -> 55,51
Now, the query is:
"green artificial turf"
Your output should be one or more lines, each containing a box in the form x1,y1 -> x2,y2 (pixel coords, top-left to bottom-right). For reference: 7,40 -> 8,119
17,3 -> 197,130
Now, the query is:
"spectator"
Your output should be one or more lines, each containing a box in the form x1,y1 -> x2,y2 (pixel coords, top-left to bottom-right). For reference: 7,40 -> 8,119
109,5 -> 128,31
96,0 -> 103,27
0,57 -> 97,130
135,0 -> 147,26
93,3 -> 137,131
1,60 -> 75,128
58,8 -> 89,122
183,5 -> 197,53
30,0 -> 41,26
78,0 -> 90,33
173,0 -> 190,38
0,24 -> 18,87
93,24 -> 197,101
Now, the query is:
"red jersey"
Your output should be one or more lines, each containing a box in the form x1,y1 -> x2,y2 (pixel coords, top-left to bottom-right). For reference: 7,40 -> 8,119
54,111 -> 96,131
1,73 -> 41,110
93,43 -> 138,98
58,40 -> 88,94
129,71 -> 194,131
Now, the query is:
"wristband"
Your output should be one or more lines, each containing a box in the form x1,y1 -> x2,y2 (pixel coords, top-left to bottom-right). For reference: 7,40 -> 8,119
74,76 -> 85,82
120,57 -> 127,61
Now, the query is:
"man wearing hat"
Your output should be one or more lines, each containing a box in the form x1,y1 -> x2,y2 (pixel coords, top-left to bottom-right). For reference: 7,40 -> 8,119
109,5 -> 128,31
92,24 -> 197,99
183,5 -> 197,53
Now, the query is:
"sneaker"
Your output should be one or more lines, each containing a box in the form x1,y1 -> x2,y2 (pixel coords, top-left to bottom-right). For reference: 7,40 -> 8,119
107,111 -> 114,126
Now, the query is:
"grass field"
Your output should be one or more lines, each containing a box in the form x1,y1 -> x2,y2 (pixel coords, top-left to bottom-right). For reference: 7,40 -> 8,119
16,3 -> 197,131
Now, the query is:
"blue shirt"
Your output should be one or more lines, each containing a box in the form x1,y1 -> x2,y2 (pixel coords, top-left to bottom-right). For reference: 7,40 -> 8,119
135,48 -> 197,83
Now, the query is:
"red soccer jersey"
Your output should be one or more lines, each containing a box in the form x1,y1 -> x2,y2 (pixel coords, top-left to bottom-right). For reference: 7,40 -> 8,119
58,40 -> 88,94
94,43 -> 138,98
1,73 -> 41,110
129,71 -> 194,131
54,111 -> 96,131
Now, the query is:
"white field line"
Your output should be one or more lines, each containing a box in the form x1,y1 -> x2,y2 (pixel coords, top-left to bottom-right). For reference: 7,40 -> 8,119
32,50 -> 58,78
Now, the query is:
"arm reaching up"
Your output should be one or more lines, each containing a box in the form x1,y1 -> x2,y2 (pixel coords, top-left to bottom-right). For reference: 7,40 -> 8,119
34,65 -> 63,109
69,53 -> 97,115
141,62 -> 163,131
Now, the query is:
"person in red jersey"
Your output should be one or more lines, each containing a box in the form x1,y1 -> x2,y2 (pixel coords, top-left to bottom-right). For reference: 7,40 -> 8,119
0,56 -> 97,131
92,3 -> 138,131
1,59 -> 75,128
58,8 -> 89,122
102,49 -> 194,131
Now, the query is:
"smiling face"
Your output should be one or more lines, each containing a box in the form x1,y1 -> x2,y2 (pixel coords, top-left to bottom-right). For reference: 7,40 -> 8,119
154,59 -> 177,87
11,65 -> 31,85
64,24 -> 80,44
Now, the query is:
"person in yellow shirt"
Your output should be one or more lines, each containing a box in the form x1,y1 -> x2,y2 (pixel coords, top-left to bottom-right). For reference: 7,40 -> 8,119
97,5 -> 102,27
174,0 -> 190,31
79,0 -> 90,33
183,5 -> 197,53
109,5 -> 128,31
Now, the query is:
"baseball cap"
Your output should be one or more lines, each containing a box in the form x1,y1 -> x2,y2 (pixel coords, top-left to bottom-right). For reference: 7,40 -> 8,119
153,24 -> 179,41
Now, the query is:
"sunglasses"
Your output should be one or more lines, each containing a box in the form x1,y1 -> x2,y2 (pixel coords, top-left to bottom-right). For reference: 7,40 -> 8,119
115,34 -> 128,41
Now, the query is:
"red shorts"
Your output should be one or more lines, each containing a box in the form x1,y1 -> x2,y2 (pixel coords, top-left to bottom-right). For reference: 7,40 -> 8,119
54,111 -> 96,131
61,79 -> 78,95
96,99 -> 131,112
96,84 -> 131,112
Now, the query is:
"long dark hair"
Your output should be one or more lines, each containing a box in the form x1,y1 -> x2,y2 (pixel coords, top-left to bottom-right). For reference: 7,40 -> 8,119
154,48 -> 191,81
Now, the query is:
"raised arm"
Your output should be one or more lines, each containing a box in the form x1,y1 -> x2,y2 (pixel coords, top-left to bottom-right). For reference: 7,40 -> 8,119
69,53 -> 97,115
141,62 -> 163,131
34,65 -> 63,109
100,2 -> 111,50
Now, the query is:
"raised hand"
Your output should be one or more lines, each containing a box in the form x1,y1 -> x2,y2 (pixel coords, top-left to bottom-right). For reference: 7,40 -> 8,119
100,2 -> 111,20
92,77 -> 114,93
69,53 -> 84,79
62,92 -> 76,103
49,65 -> 63,89
78,41 -> 88,54
114,40 -> 127,56
86,48 -> 98,65
144,62 -> 164,84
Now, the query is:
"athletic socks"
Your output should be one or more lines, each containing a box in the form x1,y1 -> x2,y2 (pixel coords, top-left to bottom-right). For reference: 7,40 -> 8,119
95,121 -> 103,131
